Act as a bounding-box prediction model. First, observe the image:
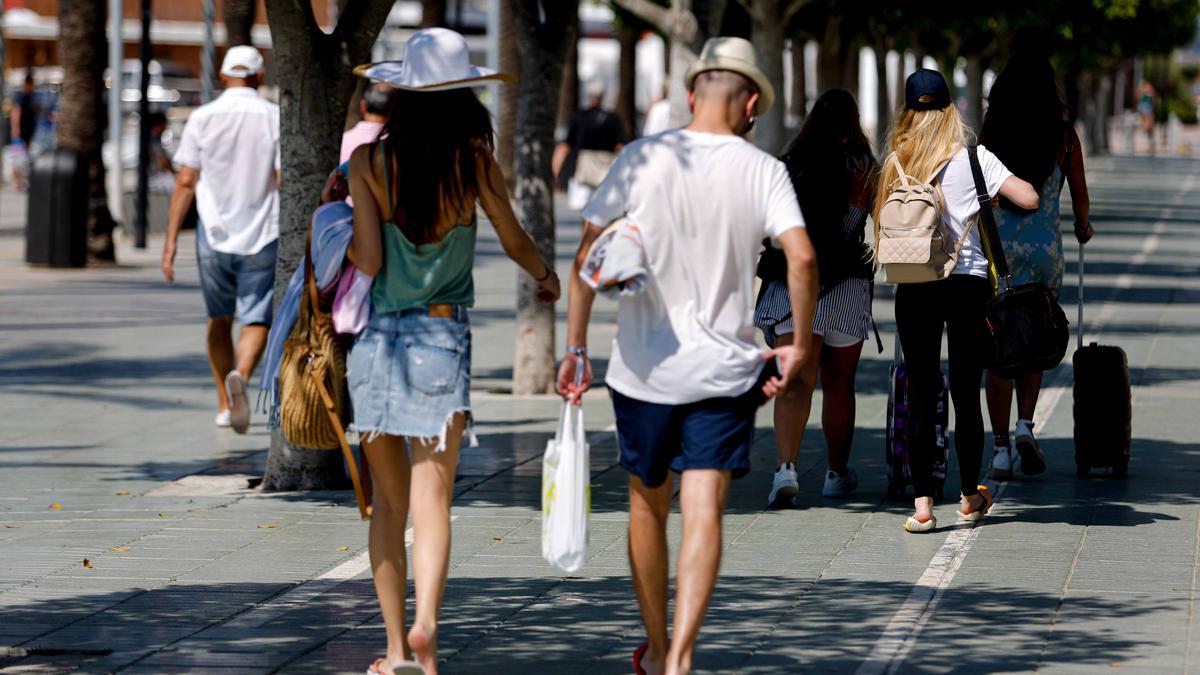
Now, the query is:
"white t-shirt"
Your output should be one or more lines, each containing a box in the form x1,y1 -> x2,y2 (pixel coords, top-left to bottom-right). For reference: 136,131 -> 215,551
937,144 -> 1013,278
582,129 -> 806,405
174,87 -> 281,256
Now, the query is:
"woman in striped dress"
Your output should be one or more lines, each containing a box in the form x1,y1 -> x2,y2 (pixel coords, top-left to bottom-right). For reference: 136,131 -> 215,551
755,89 -> 876,506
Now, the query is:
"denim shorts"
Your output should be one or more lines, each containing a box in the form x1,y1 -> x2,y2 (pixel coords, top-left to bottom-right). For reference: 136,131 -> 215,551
609,363 -> 775,489
347,307 -> 472,449
196,225 -> 277,325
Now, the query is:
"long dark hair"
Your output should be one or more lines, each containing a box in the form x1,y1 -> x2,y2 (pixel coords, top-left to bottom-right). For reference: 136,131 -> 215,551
980,52 -> 1066,197
377,87 -> 494,244
780,89 -> 876,278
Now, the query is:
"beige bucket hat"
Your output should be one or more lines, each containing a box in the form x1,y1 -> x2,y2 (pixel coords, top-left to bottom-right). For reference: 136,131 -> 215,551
684,37 -> 775,115
355,27 -> 515,91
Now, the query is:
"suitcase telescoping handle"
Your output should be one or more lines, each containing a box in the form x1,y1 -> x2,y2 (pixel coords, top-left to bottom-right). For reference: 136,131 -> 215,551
1077,240 -> 1084,350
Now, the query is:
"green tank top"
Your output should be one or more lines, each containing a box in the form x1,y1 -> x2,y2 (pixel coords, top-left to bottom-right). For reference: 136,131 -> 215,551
370,144 -> 477,314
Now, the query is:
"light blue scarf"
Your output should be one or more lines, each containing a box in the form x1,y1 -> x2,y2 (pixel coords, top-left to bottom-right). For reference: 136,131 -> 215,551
258,201 -> 355,426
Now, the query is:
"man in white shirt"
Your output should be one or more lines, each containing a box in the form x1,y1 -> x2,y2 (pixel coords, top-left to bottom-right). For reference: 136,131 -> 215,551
556,37 -> 818,674
161,46 -> 280,434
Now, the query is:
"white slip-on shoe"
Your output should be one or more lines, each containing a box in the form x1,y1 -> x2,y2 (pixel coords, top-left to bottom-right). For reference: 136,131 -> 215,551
767,462 -> 799,508
225,372 -> 250,435
821,466 -> 859,498
1014,419 -> 1046,476
988,443 -> 1014,481
214,409 -> 232,428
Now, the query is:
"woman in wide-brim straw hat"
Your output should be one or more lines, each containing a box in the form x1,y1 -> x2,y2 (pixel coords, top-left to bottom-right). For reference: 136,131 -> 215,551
346,27 -> 560,675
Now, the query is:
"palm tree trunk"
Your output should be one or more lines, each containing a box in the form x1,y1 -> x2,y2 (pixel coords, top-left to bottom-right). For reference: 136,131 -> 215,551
874,39 -> 891,149
58,0 -> 115,262
260,0 -> 393,491
512,0 -> 578,395
420,0 -> 447,28
556,21 -> 580,131
964,55 -> 985,133
224,0 -> 256,46
746,2 -> 787,154
616,23 -> 638,138
790,39 -> 807,127
497,0 -> 519,188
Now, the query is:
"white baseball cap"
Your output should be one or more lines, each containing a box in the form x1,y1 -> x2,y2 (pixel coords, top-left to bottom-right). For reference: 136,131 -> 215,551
221,45 -> 264,78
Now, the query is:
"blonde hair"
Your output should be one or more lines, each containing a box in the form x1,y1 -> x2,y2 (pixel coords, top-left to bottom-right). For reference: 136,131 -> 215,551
871,104 -> 972,250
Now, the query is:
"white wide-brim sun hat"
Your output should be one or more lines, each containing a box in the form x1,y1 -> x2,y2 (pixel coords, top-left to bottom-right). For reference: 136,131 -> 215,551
355,27 -> 515,91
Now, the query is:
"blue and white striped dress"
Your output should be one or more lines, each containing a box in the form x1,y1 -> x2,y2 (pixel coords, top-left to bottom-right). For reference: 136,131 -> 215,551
755,205 -> 873,348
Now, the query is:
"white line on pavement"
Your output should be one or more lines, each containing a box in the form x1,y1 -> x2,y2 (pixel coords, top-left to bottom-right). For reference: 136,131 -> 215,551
222,516 -> 457,630
857,214 -> 1172,675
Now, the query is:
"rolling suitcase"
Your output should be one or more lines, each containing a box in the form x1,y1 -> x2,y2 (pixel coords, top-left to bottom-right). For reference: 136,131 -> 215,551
1072,246 -> 1132,477
885,336 -> 949,501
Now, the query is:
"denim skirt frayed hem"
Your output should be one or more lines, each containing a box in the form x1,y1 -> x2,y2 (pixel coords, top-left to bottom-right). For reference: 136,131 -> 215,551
346,309 -> 476,452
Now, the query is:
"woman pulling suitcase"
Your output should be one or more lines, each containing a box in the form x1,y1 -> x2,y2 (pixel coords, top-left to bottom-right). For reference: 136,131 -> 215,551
874,70 -> 1039,532
979,52 -> 1093,481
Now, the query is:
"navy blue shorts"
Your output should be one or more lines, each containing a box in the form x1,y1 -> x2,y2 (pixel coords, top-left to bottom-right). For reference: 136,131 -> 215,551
610,365 -> 774,489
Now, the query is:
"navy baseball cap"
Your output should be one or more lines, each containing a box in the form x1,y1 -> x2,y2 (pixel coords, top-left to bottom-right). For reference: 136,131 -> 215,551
905,68 -> 952,111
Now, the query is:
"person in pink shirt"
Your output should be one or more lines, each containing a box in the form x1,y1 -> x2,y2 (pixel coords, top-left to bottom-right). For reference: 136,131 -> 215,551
341,83 -> 393,164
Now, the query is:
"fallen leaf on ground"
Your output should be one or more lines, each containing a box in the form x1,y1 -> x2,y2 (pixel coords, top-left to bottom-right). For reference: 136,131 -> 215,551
493,536 -> 503,541
115,492 -> 130,496
81,558 -> 93,568
187,509 -> 199,512
49,503 -> 62,510
337,546 -> 350,551
5,525 -> 22,529
157,513 -> 171,518
257,524 -> 276,529
111,547 -> 129,552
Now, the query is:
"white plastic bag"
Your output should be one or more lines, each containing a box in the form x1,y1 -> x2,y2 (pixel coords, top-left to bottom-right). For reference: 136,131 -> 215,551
542,399 -> 590,573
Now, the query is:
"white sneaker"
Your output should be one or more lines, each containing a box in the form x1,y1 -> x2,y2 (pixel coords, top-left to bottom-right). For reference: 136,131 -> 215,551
214,409 -> 232,428
822,467 -> 859,498
225,371 -> 251,435
1014,419 -> 1046,476
988,444 -> 1014,481
767,462 -> 799,508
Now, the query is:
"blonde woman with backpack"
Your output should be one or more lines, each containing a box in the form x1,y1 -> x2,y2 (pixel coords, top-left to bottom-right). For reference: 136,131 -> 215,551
875,70 -> 1039,532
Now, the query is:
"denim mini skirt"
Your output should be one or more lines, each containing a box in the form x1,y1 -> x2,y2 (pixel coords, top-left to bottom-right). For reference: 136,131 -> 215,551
347,307 -> 473,451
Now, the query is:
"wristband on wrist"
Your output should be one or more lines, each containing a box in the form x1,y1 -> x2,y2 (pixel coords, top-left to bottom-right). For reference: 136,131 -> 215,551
566,345 -> 587,357
535,264 -> 553,282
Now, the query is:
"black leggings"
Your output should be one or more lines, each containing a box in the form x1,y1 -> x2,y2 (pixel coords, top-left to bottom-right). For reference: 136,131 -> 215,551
895,275 -> 991,499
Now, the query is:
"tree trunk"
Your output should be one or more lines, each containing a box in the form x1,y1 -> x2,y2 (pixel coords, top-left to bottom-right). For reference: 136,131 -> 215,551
964,54 -> 985,133
261,0 -> 392,491
667,39 -> 698,126
512,1 -> 578,395
224,0 -> 256,46
557,23 -> 579,132
816,16 -> 843,93
893,48 -> 906,115
841,43 -> 860,100
747,2 -> 786,154
497,0 -> 519,188
873,39 -> 890,150
617,23 -> 638,138
420,0 -> 447,28
58,0 -> 115,262
1091,70 -> 1112,155
790,38 -> 806,127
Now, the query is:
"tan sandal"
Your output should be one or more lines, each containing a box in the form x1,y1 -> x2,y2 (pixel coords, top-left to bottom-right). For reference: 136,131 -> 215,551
903,515 -> 937,533
957,485 -> 994,522
367,658 -> 424,675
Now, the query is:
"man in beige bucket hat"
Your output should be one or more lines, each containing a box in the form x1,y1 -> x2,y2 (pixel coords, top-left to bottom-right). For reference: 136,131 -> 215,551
558,36 -> 817,675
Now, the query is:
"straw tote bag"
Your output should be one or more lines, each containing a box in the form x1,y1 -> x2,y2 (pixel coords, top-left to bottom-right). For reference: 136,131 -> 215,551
279,231 -> 370,519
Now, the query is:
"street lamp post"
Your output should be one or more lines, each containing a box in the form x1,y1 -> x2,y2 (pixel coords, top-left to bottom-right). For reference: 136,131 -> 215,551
134,0 -> 150,249
107,0 -> 124,226
201,0 -> 214,104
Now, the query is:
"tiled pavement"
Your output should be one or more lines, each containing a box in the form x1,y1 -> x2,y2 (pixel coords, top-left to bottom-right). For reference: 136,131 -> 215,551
1,157 -> 1198,673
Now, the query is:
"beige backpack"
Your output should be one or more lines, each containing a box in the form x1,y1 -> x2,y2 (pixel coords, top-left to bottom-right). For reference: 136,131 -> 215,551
875,152 -> 974,284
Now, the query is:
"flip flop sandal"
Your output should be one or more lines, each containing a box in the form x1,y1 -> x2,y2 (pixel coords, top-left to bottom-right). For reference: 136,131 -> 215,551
957,485 -> 994,522
633,643 -> 649,675
367,658 -> 424,675
903,515 -> 937,533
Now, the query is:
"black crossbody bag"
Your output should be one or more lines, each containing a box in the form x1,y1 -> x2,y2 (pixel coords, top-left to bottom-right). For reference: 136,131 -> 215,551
967,143 -> 1069,379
